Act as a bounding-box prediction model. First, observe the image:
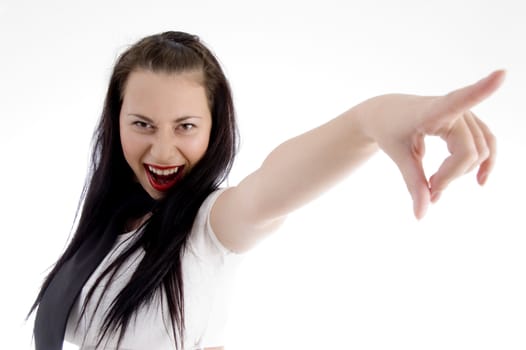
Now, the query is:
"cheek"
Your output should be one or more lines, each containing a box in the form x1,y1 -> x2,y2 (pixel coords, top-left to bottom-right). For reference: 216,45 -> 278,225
195,132 -> 211,159
183,133 -> 210,164
120,132 -> 143,166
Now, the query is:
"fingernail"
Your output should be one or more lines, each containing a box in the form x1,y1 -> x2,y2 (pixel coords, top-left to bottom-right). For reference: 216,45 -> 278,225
479,172 -> 488,185
479,71 -> 496,84
431,191 -> 441,203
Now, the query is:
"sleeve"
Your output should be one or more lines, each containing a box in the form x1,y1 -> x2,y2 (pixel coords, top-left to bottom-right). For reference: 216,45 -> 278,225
187,188 -> 245,347
188,187 -> 238,258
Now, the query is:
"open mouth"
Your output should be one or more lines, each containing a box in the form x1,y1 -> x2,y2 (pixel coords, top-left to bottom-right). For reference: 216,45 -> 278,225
144,164 -> 184,192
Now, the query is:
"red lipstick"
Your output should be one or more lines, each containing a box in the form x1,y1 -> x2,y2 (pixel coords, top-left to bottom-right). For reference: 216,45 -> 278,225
144,164 -> 184,192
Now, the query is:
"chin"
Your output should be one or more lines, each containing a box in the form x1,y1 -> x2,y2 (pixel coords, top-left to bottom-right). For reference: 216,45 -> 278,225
136,181 -> 162,200
147,189 -> 164,200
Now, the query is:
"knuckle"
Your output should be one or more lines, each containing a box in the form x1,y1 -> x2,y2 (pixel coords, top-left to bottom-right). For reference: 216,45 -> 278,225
478,145 -> 491,162
458,148 -> 479,169
487,132 -> 497,150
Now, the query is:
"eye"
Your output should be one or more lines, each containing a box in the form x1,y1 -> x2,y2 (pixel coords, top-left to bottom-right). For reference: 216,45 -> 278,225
132,120 -> 153,129
179,123 -> 196,131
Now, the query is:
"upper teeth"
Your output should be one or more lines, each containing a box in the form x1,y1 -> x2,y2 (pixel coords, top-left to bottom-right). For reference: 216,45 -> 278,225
148,166 -> 179,176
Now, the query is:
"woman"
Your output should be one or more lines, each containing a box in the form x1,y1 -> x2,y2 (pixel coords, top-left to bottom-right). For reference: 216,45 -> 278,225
28,31 -> 505,350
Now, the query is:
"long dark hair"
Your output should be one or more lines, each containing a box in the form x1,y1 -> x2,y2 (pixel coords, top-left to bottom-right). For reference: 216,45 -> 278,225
28,31 -> 238,349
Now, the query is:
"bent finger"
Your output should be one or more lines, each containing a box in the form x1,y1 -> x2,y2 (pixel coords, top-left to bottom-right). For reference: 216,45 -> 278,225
429,117 -> 477,194
474,117 -> 497,185
463,111 -> 490,173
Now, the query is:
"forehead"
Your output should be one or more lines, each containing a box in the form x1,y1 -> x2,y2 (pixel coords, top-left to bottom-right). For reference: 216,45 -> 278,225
121,69 -> 210,115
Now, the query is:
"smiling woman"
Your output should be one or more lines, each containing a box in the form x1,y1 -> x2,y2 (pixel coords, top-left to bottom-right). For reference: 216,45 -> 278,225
25,30 -> 507,350
28,32 -> 239,350
119,70 -> 213,199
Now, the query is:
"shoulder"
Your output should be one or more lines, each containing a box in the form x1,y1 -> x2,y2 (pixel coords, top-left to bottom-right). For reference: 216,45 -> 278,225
187,188 -> 240,259
210,186 -> 285,254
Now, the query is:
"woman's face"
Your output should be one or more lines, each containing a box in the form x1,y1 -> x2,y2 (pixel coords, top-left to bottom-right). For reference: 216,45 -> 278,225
119,69 -> 212,199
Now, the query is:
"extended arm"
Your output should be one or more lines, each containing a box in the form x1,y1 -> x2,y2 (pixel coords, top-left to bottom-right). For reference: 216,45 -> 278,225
211,70 -> 505,253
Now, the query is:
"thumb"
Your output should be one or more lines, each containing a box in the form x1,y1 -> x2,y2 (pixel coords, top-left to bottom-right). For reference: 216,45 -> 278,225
430,70 -> 506,125
394,149 -> 431,220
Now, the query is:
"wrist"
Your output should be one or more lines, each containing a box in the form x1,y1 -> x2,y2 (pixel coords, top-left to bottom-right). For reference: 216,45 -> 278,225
345,98 -> 382,147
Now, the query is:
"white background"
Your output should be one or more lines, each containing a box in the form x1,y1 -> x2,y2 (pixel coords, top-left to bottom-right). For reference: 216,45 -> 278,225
1,0 -> 525,349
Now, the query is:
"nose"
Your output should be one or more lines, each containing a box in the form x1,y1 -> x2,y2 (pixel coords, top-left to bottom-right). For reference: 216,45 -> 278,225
150,128 -> 179,163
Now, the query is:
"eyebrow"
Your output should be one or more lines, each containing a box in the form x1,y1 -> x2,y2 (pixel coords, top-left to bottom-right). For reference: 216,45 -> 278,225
128,113 -> 202,123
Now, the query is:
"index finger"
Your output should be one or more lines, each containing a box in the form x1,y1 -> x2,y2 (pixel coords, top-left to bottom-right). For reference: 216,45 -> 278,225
433,70 -> 506,122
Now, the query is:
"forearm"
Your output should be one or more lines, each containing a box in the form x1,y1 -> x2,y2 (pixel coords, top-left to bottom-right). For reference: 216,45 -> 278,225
238,104 -> 378,221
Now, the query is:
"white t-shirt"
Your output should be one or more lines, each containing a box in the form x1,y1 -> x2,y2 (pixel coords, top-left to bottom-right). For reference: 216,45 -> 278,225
65,189 -> 244,350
